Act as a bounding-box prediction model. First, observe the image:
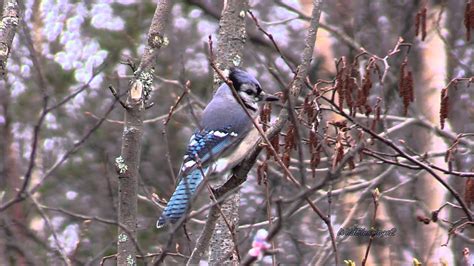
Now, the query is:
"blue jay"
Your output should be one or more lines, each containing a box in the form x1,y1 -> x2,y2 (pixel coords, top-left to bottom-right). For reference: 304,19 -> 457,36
157,68 -> 278,228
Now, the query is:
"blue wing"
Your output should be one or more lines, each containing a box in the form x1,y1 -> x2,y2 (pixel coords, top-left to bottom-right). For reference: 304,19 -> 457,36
178,127 -> 241,176
157,127 -> 241,228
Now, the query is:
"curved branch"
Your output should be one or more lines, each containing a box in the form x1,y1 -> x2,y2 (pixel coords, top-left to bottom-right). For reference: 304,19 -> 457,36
321,95 -> 474,221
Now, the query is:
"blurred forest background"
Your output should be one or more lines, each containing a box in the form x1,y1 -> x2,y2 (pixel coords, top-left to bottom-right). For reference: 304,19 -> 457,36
0,0 -> 474,265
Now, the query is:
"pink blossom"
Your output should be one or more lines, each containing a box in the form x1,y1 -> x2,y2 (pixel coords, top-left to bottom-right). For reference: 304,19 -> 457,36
248,229 -> 271,261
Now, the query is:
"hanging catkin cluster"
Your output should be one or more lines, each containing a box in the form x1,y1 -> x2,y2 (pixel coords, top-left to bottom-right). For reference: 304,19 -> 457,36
415,6 -> 427,41
398,58 -> 415,116
335,57 -> 382,117
439,87 -> 449,130
464,1 -> 474,41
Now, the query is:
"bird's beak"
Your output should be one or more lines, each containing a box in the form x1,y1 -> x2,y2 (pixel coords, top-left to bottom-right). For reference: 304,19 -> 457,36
259,91 -> 279,102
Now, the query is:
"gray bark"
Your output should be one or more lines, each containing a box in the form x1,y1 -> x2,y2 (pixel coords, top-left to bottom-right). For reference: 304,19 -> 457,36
209,1 -> 248,265
117,103 -> 143,266
209,192 -> 240,265
0,0 -> 20,76
116,0 -> 171,265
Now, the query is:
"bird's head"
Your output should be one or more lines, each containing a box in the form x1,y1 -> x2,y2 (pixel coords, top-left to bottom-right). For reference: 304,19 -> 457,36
227,67 -> 279,111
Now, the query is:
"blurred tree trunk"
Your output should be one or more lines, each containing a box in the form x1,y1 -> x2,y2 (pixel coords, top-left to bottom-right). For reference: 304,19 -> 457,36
371,2 -> 428,264
0,88 -> 24,266
324,0 -> 436,264
444,1 -> 474,264
0,81 -> 8,263
208,1 -> 248,265
0,0 -> 25,263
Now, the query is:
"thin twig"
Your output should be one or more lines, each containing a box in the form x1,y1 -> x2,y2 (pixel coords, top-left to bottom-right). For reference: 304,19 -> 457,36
0,89 -> 118,213
40,205 -> 146,260
30,198 -> 72,266
361,189 -> 380,266
164,80 -> 190,125
321,94 -> 474,221
108,85 -> 129,109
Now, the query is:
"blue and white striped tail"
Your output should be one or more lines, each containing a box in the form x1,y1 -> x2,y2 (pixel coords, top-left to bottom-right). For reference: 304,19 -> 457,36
156,167 -> 208,228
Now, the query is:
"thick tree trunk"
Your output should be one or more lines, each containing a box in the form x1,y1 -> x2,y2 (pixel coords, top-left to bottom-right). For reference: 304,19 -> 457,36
324,0 -> 437,264
208,1 -> 248,265
116,0 -> 171,265
1,92 -> 27,265
117,101 -> 143,265
444,1 -> 474,264
0,0 -> 24,258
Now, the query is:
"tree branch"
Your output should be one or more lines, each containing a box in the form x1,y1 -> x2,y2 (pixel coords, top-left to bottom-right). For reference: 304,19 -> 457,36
116,1 -> 171,265
0,0 -> 20,76
188,0 -> 326,264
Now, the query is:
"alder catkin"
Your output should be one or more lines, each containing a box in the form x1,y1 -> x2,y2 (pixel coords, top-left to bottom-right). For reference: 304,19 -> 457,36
421,7 -> 427,41
465,1 -> 474,41
464,178 -> 474,208
440,87 -> 449,129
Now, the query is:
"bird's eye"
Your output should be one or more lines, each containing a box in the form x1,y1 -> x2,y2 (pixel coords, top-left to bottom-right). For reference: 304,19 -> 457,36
245,89 -> 254,95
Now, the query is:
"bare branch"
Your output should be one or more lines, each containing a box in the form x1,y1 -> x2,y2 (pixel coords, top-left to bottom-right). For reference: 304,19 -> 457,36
30,197 -> 72,266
